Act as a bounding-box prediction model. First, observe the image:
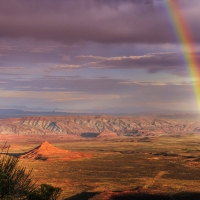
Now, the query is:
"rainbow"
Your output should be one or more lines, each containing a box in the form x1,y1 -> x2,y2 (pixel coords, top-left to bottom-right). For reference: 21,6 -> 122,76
164,0 -> 200,111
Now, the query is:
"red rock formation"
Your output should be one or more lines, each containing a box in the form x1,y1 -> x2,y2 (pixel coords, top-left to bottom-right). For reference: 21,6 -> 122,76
97,130 -> 118,138
20,141 -> 90,160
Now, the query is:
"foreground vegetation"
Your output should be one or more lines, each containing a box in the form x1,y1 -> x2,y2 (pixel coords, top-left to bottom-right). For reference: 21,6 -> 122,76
0,153 -> 62,200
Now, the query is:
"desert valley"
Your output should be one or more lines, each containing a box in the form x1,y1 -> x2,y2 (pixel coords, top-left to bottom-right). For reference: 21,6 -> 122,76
1,0 -> 200,199
1,114 -> 200,199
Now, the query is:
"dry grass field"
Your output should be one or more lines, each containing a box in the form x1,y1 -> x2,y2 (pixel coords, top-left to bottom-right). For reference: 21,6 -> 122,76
2,133 -> 200,199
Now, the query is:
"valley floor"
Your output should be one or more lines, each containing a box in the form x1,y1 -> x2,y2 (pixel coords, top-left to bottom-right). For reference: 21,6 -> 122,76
2,133 -> 200,199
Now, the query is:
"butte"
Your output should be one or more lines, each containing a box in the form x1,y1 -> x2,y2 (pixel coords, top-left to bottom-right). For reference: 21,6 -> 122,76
20,141 -> 90,161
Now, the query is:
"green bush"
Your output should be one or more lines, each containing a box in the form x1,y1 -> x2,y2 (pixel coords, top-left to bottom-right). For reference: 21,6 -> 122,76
28,184 -> 62,200
0,154 -> 62,200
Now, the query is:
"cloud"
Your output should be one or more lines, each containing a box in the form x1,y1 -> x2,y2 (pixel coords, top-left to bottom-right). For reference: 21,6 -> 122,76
0,0 -> 198,113
0,77 -> 195,112
0,89 -> 120,102
60,55 -> 70,61
79,52 -> 200,76
0,75 -> 194,96
43,75 -> 82,80
0,44 -> 54,53
0,69 -> 196,112
0,0 -> 199,44
47,64 -> 81,71
120,81 -> 174,86
77,55 -> 107,60
120,80 -> 198,87
0,66 -> 25,70
1,77 -> 125,93
0,66 -> 29,76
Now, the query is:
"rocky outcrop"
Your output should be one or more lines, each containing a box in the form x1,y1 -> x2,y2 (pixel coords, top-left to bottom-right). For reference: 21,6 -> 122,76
97,131 -> 118,139
20,141 -> 90,160
20,141 -> 68,159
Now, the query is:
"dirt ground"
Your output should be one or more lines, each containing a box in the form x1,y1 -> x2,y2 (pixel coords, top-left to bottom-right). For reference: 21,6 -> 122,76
1,133 -> 200,199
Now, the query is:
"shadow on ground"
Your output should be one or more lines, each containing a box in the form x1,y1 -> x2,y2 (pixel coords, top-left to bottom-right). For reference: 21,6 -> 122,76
0,152 -> 22,157
64,191 -> 200,200
6,152 -> 26,157
64,192 -> 100,200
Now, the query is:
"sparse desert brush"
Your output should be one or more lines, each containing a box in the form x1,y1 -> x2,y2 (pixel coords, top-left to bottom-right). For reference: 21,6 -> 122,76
0,153 -> 35,199
27,184 -> 62,200
0,150 -> 62,200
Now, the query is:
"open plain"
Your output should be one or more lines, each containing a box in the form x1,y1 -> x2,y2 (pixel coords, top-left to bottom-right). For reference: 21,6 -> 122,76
1,115 -> 200,199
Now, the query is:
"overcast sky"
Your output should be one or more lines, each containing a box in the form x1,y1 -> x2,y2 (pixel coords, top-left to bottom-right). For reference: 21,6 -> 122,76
0,0 -> 199,114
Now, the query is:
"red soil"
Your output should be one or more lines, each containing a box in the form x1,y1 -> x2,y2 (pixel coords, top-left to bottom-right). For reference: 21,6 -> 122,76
20,141 -> 91,160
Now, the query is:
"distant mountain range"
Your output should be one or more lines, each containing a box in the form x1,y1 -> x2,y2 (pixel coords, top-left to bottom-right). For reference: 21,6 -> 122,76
0,109 -> 198,119
0,109 -> 76,119
0,115 -> 200,138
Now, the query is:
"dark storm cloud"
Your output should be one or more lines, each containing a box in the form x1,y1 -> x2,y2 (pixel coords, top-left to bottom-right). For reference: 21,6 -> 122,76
0,0 -> 200,44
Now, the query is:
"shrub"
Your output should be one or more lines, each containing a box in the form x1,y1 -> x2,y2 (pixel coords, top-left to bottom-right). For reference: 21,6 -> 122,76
0,153 -> 62,200
28,184 -> 62,200
0,154 -> 35,199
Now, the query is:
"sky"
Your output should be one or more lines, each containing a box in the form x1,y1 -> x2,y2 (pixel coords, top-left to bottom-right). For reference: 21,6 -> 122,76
0,0 -> 200,114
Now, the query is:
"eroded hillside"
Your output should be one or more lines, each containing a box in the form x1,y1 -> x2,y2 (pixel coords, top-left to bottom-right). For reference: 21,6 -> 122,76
0,115 -> 200,137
